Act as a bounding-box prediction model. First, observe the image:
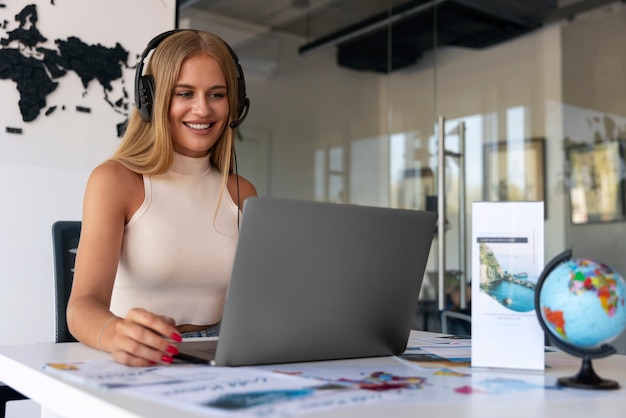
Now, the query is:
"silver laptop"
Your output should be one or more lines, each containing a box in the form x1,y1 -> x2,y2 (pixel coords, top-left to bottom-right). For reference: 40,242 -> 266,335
175,196 -> 437,366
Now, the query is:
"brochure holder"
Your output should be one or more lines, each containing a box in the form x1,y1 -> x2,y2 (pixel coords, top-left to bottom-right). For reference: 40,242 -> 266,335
471,201 -> 545,370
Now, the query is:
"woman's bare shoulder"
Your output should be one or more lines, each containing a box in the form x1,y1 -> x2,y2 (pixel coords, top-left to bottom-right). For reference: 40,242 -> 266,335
85,160 -> 144,217
227,174 -> 257,208
90,160 -> 137,180
88,160 -> 142,190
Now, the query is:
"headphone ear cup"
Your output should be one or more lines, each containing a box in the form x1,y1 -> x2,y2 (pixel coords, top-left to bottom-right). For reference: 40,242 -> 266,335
137,74 -> 155,122
237,65 -> 246,119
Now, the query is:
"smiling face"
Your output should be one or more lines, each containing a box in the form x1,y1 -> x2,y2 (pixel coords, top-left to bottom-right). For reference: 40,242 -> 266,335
168,53 -> 230,157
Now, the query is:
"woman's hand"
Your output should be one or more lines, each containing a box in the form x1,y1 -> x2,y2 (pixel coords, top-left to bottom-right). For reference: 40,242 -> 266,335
102,308 -> 182,367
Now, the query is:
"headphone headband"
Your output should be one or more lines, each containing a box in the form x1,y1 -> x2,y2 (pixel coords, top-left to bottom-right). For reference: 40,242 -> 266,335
134,29 -> 249,127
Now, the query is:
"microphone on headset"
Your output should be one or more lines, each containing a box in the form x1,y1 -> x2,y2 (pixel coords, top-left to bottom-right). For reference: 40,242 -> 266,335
229,98 -> 250,129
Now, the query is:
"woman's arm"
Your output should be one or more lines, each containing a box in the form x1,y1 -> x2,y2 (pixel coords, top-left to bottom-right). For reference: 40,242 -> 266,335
67,161 -> 181,366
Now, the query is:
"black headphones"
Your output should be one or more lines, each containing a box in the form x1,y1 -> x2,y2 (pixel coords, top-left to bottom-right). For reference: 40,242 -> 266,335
134,29 -> 250,128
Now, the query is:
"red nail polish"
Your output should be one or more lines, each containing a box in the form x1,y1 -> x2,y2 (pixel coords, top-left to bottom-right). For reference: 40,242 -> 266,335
148,361 -> 157,365
171,333 -> 182,342
161,355 -> 174,363
167,345 -> 179,355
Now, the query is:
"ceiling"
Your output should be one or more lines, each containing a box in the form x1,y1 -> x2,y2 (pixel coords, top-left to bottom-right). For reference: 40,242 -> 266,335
178,0 -> 395,41
179,0 -> 617,73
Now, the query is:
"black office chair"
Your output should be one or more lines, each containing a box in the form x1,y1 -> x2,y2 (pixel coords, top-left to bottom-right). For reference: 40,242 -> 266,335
441,310 -> 472,336
0,387 -> 27,418
1,221 -> 82,417
52,220 -> 81,343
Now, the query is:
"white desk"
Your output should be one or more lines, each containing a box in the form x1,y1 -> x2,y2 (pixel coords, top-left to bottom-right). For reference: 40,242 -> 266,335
2,331 -> 626,418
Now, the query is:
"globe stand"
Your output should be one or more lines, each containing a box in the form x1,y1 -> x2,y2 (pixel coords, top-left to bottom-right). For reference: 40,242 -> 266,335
558,355 -> 619,390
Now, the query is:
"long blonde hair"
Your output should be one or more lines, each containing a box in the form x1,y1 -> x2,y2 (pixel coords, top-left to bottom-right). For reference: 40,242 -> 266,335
113,30 -> 240,178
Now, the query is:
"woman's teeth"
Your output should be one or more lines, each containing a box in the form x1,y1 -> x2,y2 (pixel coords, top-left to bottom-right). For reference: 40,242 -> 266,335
185,122 -> 211,129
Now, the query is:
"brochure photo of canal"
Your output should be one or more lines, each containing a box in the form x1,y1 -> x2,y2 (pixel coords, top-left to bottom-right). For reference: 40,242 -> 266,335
478,239 -> 538,312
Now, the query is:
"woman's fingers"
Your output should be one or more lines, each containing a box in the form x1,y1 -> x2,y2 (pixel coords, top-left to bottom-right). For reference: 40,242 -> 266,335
125,308 -> 181,341
109,308 -> 181,366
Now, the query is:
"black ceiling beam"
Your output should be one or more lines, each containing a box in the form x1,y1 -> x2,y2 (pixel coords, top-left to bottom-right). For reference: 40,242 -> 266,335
300,0 -> 560,73
298,0 -> 447,56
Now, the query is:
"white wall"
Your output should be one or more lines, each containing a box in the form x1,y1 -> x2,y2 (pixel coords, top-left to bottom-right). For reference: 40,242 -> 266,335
0,163 -> 87,344
562,5 -> 626,271
0,0 -> 176,346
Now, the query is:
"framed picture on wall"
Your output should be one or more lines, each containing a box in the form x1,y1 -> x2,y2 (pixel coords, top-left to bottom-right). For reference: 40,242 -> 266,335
483,138 -> 546,216
567,140 -> 625,224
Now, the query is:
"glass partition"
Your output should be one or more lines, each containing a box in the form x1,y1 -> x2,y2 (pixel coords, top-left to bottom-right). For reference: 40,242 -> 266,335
181,1 -> 626,350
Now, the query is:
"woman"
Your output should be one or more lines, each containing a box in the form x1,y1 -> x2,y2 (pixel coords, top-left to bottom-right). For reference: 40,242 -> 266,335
67,30 -> 257,366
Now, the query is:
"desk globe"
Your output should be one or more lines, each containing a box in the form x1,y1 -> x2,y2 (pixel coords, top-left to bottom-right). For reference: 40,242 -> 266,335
535,250 -> 626,389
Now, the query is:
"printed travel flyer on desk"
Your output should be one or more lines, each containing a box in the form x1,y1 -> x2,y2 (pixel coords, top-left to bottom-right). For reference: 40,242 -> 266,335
41,337 -> 620,418
42,358 -> 474,416
471,201 -> 545,370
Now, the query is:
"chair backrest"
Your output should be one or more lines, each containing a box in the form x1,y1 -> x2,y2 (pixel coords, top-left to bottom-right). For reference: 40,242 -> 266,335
52,221 -> 81,343
441,310 -> 471,336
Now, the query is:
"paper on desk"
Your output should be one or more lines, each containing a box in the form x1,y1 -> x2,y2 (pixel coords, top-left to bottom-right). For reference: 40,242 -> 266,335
43,360 -> 272,389
116,364 -> 349,416
42,360 -> 381,416
42,352 -> 621,418
400,337 -> 472,368
42,358 -> 458,416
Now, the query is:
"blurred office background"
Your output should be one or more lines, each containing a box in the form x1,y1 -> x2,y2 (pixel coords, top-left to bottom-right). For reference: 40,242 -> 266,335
177,0 -> 626,349
1,0 -> 625,352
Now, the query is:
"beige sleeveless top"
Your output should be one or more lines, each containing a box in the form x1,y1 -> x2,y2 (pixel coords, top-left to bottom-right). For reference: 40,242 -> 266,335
109,152 -> 239,326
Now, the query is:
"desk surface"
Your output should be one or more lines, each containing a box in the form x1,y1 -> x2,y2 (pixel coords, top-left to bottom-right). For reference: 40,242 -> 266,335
2,331 -> 626,418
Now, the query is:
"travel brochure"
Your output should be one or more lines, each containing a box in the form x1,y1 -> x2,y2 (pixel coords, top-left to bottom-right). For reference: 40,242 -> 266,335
471,201 -> 545,370
42,336 -> 622,418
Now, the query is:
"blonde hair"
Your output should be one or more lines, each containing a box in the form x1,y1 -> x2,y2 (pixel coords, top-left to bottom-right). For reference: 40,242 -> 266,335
113,30 -> 240,178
